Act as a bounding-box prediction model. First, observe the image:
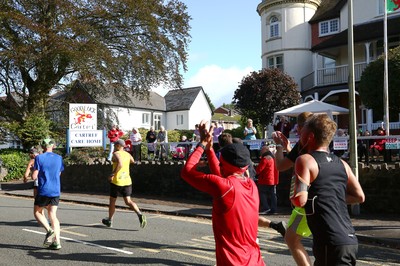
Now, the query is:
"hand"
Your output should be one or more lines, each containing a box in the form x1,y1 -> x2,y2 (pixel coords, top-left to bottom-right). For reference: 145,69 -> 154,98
198,120 -> 214,150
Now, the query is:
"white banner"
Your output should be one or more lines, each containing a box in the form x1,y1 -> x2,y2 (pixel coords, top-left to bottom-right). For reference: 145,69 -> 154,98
69,130 -> 103,147
333,139 -> 348,150
69,104 -> 97,130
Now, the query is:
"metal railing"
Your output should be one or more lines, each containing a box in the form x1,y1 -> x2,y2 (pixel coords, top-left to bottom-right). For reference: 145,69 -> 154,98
301,62 -> 369,90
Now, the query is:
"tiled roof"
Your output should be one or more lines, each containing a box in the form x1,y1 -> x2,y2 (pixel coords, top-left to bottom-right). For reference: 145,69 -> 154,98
309,0 -> 346,23
57,81 -> 167,111
164,87 -> 204,111
311,14 -> 400,51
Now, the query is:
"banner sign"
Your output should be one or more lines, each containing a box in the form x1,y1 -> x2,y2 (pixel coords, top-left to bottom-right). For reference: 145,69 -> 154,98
69,103 -> 97,130
69,130 -> 103,147
385,138 -> 400,150
333,139 -> 348,150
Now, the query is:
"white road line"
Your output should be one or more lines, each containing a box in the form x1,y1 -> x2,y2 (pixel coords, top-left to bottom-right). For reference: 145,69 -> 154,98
23,229 -> 133,255
164,248 -> 216,262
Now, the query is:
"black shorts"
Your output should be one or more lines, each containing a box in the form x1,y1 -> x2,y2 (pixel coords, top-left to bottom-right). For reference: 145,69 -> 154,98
110,183 -> 132,198
313,243 -> 358,266
34,195 -> 60,207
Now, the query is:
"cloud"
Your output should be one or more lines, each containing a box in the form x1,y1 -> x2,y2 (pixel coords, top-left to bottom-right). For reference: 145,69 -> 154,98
184,65 -> 254,107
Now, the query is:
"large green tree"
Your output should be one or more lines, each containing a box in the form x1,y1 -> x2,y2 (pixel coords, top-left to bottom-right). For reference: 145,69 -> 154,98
233,68 -> 301,128
0,0 -> 191,123
359,46 -> 400,121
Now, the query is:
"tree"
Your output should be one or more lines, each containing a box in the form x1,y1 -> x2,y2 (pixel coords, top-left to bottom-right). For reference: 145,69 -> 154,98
0,0 -> 191,123
204,92 -> 215,112
233,68 -> 301,128
359,46 -> 400,121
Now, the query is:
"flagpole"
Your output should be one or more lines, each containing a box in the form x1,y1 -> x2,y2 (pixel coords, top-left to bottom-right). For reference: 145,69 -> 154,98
348,0 -> 359,215
384,0 -> 390,135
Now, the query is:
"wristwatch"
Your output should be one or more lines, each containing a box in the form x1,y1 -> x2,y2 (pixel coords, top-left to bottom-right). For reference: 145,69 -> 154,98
196,143 -> 206,150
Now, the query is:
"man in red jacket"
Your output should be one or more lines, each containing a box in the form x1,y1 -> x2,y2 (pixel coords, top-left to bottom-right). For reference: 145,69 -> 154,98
107,125 -> 124,161
256,144 -> 279,214
181,120 -> 265,266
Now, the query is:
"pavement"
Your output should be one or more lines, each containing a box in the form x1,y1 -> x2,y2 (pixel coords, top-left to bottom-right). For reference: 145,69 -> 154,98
1,181 -> 399,250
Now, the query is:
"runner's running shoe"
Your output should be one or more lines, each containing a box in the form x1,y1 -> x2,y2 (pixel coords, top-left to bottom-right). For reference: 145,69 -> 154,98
43,229 -> 55,247
139,214 -> 147,229
102,218 -> 112,227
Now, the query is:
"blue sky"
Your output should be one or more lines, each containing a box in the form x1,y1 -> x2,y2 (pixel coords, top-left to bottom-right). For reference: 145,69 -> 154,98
155,0 -> 262,107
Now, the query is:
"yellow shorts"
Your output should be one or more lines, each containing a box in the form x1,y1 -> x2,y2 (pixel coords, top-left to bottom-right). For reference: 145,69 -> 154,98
287,207 -> 312,237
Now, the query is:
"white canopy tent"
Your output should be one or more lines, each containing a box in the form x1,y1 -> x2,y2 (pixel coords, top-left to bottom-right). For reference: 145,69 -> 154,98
274,100 -> 349,120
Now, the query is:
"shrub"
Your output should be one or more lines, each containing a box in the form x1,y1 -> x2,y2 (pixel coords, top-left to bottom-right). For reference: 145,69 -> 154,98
0,149 -> 29,181
63,147 -> 107,165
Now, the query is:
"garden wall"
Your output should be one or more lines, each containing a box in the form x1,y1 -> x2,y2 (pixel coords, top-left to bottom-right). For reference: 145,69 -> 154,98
61,160 -> 400,214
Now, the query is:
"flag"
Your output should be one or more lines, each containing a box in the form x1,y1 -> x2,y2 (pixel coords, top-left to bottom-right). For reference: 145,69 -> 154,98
387,0 -> 400,13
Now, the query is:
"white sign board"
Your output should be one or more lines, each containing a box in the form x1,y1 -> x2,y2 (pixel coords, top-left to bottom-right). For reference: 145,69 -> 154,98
69,104 -> 97,130
333,139 -> 348,150
69,130 -> 103,147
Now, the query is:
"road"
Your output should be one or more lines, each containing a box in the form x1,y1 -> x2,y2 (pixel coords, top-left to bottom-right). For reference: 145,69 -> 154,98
0,194 -> 399,266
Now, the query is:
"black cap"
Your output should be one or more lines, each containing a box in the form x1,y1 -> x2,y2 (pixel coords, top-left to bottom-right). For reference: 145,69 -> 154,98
220,143 -> 251,168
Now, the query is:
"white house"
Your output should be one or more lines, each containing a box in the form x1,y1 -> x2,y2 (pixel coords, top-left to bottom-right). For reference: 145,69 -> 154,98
257,0 -> 400,132
164,87 -> 212,130
49,81 -> 212,132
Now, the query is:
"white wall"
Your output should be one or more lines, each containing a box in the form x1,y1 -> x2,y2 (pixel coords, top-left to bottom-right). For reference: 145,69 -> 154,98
188,91 -> 212,129
166,110 -> 190,130
105,106 -> 166,132
341,0 -> 382,31
260,2 -> 317,89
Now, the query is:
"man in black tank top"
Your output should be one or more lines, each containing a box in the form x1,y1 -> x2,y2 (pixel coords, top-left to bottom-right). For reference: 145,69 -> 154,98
290,114 -> 365,266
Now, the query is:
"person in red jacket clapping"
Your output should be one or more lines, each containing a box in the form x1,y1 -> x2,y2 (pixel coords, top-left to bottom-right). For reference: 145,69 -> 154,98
107,125 -> 124,161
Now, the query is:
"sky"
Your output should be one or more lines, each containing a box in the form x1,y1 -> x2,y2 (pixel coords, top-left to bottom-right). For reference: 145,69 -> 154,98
154,0 -> 262,108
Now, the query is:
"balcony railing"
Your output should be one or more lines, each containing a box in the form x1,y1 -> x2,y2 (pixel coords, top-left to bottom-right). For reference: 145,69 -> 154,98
301,62 -> 369,91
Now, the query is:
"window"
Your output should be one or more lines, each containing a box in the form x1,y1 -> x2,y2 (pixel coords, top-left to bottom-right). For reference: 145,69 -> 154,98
176,114 -> 184,125
319,19 -> 339,36
142,113 -> 150,124
267,55 -> 283,70
154,114 -> 161,130
323,57 -> 336,75
269,16 -> 279,38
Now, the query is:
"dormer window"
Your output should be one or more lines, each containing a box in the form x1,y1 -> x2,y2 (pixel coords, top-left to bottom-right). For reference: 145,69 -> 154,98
269,16 -> 280,38
319,18 -> 339,37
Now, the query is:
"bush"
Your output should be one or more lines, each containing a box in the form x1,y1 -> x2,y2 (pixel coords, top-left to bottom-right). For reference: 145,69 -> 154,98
63,147 -> 107,165
0,149 -> 29,181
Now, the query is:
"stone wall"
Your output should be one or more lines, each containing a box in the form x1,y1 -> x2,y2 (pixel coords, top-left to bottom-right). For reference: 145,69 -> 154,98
61,161 -> 400,214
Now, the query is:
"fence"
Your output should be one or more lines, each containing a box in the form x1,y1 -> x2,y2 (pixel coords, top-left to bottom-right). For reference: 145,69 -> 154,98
132,136 -> 400,163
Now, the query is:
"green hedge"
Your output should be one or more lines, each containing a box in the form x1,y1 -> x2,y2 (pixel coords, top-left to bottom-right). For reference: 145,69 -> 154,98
0,149 -> 29,181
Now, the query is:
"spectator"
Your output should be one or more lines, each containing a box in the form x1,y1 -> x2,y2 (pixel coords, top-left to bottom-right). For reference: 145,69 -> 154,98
358,130 -> 370,165
107,125 -> 124,161
256,144 -> 279,215
146,126 -> 157,160
129,127 -> 142,162
369,127 -> 386,162
193,124 -> 201,142
274,116 -> 291,138
244,119 -> 257,140
212,122 -> 224,151
157,126 -> 168,161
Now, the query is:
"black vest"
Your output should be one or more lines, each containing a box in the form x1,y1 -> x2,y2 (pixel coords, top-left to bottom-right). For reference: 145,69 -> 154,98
305,151 -> 358,246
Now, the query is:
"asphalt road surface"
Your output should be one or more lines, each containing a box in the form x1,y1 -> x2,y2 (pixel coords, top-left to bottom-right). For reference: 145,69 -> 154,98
0,194 -> 399,266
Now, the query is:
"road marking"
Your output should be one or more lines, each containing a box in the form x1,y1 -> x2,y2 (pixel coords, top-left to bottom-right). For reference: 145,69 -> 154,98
357,259 -> 398,266
158,215 -> 211,225
23,229 -> 133,255
60,229 -> 88,237
164,248 -> 216,262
